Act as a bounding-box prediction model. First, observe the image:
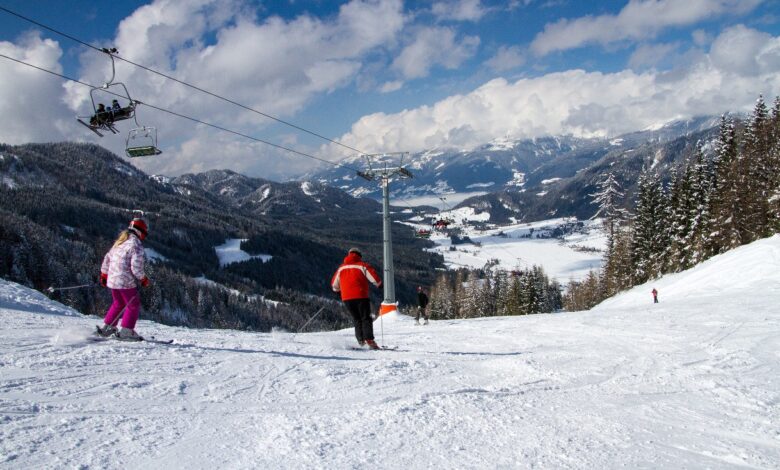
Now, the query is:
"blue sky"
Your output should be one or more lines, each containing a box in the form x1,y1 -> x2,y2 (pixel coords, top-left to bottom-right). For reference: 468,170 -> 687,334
0,0 -> 778,180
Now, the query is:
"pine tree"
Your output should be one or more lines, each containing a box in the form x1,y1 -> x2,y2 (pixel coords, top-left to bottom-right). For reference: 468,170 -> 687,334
683,144 -> 715,267
428,273 -> 455,319
710,115 -> 740,254
632,172 -> 667,281
768,97 -> 780,231
742,95 -> 772,240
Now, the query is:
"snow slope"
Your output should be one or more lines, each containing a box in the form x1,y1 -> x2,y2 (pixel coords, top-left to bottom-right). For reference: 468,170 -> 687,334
214,238 -> 272,267
2,237 -> 780,469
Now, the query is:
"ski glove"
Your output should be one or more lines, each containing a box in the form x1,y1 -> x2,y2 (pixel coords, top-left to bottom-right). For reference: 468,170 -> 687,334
99,273 -> 108,287
140,276 -> 150,288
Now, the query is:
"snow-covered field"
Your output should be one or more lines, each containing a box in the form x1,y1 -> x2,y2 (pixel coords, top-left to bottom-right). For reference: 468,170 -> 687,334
2,236 -> 780,469
423,217 -> 606,281
214,238 -> 272,267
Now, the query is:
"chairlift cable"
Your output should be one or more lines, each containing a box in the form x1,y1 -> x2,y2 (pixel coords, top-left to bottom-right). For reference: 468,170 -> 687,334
0,6 -> 369,159
0,53 -> 362,172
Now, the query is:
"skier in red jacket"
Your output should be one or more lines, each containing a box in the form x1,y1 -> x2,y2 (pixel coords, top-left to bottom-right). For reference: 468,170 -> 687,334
331,247 -> 382,349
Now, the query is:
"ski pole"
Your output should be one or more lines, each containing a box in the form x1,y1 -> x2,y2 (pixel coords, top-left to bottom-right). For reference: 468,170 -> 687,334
290,306 -> 327,344
108,294 -> 138,328
46,283 -> 98,293
380,306 -> 384,347
297,306 -> 326,334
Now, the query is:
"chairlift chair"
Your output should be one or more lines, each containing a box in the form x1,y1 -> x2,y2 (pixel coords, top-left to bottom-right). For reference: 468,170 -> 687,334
75,48 -> 137,137
433,219 -> 451,231
125,126 -> 162,158
415,228 -> 432,239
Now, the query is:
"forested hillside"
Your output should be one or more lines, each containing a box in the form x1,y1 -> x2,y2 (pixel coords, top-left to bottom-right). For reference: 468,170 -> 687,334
0,143 -> 442,331
567,96 -> 780,310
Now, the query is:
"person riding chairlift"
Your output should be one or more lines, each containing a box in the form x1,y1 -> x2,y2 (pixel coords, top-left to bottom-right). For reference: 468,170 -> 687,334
90,103 -> 108,126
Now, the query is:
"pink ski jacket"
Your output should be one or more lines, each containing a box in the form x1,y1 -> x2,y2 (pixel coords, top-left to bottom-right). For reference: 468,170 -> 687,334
101,234 -> 146,289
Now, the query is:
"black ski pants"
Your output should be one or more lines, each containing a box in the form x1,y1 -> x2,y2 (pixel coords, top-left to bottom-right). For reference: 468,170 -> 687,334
415,306 -> 428,322
344,298 -> 374,342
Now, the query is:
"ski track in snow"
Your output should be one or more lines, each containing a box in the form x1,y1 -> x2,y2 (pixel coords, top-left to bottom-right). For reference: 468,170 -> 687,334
2,237 -> 780,469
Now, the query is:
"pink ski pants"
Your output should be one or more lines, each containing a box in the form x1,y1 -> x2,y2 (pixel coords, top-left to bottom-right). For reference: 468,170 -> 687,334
103,288 -> 140,329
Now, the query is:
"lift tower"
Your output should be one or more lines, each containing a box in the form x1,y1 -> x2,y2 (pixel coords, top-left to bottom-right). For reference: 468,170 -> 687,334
356,152 -> 412,315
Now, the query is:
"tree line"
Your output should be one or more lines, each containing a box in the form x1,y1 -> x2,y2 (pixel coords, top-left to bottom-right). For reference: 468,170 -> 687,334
566,96 -> 780,310
427,265 -> 563,319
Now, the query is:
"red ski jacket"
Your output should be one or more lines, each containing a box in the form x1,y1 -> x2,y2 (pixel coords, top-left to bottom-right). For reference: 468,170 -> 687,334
331,253 -> 382,301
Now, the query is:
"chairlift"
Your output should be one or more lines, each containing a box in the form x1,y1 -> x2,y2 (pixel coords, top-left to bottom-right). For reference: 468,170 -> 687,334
126,126 -> 162,158
415,228 -> 432,239
75,48 -> 137,137
433,219 -> 451,231
432,196 -> 455,231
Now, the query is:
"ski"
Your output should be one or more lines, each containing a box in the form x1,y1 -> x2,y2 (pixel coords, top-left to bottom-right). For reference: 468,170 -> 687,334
89,328 -> 173,344
142,336 -> 174,345
349,345 -> 398,351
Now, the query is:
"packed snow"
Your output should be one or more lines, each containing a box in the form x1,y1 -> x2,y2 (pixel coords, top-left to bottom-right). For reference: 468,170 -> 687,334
1,237 -> 779,468
214,239 -> 272,267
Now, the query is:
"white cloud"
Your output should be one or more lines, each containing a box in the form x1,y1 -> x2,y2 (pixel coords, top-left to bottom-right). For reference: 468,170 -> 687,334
329,26 -> 780,155
131,129 -> 316,179
530,0 -> 764,56
60,0 -> 407,180
628,42 -> 679,69
709,24 -> 780,77
432,0 -> 487,22
0,32 -> 72,144
391,27 -> 480,79
485,45 -> 526,71
380,80 -> 404,93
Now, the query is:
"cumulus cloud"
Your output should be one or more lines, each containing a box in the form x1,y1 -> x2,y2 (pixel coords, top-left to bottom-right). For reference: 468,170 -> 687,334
709,24 -> 780,76
329,25 -> 780,155
432,0 -> 487,22
0,32 -> 72,144
484,45 -> 526,71
60,0 -> 407,179
391,27 -> 480,79
530,0 -> 764,56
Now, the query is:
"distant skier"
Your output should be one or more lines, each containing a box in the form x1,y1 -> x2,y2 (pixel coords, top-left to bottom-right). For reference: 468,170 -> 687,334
652,288 -> 659,304
96,217 -> 150,340
331,248 -> 382,350
416,286 -> 429,325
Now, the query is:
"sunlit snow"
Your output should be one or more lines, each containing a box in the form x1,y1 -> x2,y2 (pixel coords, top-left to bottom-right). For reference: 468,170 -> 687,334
1,236 -> 779,468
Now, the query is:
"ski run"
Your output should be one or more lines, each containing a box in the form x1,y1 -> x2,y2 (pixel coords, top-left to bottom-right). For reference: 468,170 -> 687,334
2,236 -> 780,469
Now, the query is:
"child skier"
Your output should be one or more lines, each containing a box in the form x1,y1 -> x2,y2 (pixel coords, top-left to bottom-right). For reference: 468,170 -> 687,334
96,217 -> 150,340
331,247 -> 382,349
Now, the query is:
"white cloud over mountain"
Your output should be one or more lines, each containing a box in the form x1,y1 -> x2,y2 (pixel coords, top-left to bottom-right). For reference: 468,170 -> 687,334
0,0 -> 778,180
330,25 -> 780,156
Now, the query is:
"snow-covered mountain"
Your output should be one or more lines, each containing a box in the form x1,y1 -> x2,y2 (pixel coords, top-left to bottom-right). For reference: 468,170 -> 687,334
2,235 -> 778,468
310,116 -> 722,223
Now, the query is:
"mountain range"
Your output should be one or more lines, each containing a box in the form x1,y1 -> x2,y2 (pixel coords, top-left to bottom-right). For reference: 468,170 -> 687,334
0,115 -> 729,329
310,116 -> 724,223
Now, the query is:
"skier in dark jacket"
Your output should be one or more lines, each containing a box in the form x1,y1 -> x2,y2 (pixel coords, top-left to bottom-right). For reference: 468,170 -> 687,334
331,248 -> 382,349
416,286 -> 429,325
